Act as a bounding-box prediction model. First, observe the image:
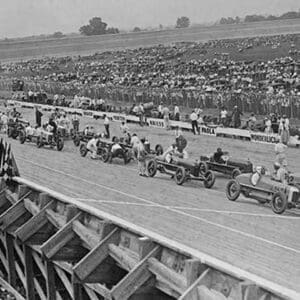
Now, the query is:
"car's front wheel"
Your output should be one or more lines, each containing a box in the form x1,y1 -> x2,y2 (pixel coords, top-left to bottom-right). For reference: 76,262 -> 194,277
203,171 -> 215,189
226,180 -> 241,201
146,159 -> 157,177
271,192 -> 287,214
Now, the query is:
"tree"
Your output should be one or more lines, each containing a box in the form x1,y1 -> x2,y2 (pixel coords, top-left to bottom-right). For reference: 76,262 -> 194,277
52,31 -> 64,38
106,27 -> 119,34
79,17 -> 108,36
133,27 -> 141,32
176,16 -> 190,28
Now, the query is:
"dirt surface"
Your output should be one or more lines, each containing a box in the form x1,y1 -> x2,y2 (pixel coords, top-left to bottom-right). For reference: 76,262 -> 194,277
2,107 -> 300,295
1,19 -> 300,62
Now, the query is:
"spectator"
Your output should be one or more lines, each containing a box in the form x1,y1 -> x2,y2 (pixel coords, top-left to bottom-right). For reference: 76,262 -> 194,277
190,109 -> 199,135
174,104 -> 180,121
103,114 -> 110,138
162,105 -> 170,130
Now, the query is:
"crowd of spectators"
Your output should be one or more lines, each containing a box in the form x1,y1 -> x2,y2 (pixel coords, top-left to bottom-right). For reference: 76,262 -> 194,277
0,33 -> 300,121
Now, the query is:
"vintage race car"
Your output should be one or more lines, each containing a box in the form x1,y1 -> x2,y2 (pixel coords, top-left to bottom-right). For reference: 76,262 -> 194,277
226,171 -> 300,214
19,128 -> 64,151
200,155 -> 253,178
7,118 -> 28,139
79,139 -> 132,164
146,157 -> 216,188
73,131 -> 94,147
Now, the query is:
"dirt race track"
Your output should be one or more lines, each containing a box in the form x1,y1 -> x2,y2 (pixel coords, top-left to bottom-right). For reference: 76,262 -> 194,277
2,109 -> 300,296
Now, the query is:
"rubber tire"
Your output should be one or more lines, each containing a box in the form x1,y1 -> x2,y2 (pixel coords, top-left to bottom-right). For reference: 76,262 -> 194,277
232,168 -> 242,179
146,159 -> 157,177
19,130 -> 26,144
80,144 -> 88,157
199,162 -> 208,175
73,135 -> 80,147
102,149 -> 110,163
271,191 -> 288,214
226,180 -> 241,201
36,136 -> 43,148
155,144 -> 164,156
204,171 -> 216,189
56,138 -> 64,151
175,166 -> 186,185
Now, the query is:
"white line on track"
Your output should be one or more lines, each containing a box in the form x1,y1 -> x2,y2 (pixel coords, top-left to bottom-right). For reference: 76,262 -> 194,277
75,198 -> 300,219
17,156 -> 300,254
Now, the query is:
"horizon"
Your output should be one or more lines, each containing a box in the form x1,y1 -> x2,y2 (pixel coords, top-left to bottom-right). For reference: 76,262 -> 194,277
0,0 -> 299,39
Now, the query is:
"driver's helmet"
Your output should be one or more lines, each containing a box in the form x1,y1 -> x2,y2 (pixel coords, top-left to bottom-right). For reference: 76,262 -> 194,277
274,162 -> 281,170
256,166 -> 266,175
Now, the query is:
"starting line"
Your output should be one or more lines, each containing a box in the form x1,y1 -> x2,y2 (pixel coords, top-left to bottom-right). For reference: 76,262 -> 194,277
17,156 -> 300,255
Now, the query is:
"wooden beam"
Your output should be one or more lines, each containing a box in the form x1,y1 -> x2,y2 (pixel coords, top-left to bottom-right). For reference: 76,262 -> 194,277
111,246 -> 161,300
45,259 -> 56,300
38,193 -> 52,209
54,265 -> 73,299
83,286 -> 100,300
15,262 -> 26,290
0,276 -> 26,300
179,268 -> 211,300
138,237 -> 155,259
15,201 -> 55,242
41,213 -> 81,259
5,190 -> 19,204
72,220 -> 101,250
148,257 -> 187,295
72,274 -> 83,300
73,228 -> 120,282
24,245 -> 35,300
17,185 -> 30,199
86,283 -> 111,300
185,259 -> 201,286
24,198 -> 40,216
32,252 -> 46,279
45,209 -> 67,229
5,233 -> 16,287
0,246 -> 8,272
66,205 -> 79,222
0,199 -> 26,231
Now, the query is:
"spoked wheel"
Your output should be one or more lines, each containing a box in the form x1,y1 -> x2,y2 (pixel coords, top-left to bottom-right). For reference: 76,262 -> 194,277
56,138 -> 64,151
199,162 -> 208,175
155,144 -> 164,156
146,159 -> 157,177
203,171 -> 216,189
175,167 -> 186,185
36,136 -> 44,148
73,135 -> 81,147
80,144 -> 88,157
271,192 -> 287,214
232,168 -> 242,179
101,149 -> 110,163
226,180 -> 241,201
19,130 -> 26,144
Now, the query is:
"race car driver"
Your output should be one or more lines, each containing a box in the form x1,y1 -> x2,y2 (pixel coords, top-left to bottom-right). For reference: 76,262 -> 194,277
272,162 -> 288,184
110,138 -> 125,162
213,148 -> 229,164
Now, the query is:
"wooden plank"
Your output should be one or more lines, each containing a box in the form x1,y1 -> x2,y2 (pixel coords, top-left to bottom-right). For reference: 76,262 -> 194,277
83,285 -> 100,300
23,198 -> 40,216
32,252 -> 46,279
17,185 -> 30,199
72,220 -> 102,249
15,200 -> 55,242
0,246 -> 8,272
24,245 -> 35,300
54,265 -> 73,299
5,190 -> 19,204
54,261 -> 73,274
86,283 -> 111,300
0,276 -> 26,300
148,257 -> 187,295
138,237 -> 155,259
15,262 -> 26,289
0,199 -> 26,231
45,259 -> 56,300
185,259 -> 201,286
111,245 -> 161,300
73,227 -> 120,282
5,233 -> 16,286
38,193 -> 52,209
14,241 -> 25,265
45,209 -> 67,229
179,268 -> 211,300
41,213 -> 81,259
34,277 -> 47,300
72,274 -> 83,300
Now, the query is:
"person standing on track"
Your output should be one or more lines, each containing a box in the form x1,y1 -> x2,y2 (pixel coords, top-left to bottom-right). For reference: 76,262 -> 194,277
137,140 -> 147,177
103,114 -> 110,138
190,109 -> 199,135
35,106 -> 43,127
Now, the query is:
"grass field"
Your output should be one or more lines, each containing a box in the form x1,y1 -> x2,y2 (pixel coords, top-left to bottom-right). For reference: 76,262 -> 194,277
0,19 -> 300,62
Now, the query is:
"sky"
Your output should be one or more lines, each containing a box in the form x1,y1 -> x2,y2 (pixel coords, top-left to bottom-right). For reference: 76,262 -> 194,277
0,0 -> 299,38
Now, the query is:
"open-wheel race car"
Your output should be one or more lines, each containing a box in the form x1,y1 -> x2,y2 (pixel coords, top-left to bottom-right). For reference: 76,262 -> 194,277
146,157 -> 216,187
73,131 -> 94,147
226,170 -> 300,214
200,153 -> 253,178
36,132 -> 64,151
7,118 -> 28,139
79,139 -> 132,164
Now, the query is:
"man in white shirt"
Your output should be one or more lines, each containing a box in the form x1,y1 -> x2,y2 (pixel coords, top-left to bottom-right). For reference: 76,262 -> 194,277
86,135 -> 100,159
130,133 -> 140,159
220,107 -> 228,126
274,141 -> 287,166
190,110 -> 199,135
174,104 -> 180,121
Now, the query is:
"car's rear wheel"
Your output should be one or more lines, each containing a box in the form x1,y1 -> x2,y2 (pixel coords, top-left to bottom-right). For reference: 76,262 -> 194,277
101,149 -> 110,163
199,162 -> 208,175
204,171 -> 215,189
146,159 -> 157,177
271,192 -> 287,214
226,180 -> 241,201
175,167 -> 186,185
79,144 -> 88,157
19,130 -> 26,144
232,168 -> 242,179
